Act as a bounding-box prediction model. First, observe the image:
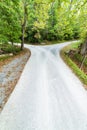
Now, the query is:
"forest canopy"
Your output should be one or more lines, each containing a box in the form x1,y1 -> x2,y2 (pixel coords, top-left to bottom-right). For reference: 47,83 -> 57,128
0,0 -> 87,48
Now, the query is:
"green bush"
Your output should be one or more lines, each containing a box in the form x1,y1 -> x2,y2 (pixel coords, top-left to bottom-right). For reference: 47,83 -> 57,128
0,43 -> 21,54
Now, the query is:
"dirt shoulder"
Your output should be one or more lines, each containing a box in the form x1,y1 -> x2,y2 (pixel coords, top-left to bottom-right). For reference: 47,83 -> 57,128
0,48 -> 31,112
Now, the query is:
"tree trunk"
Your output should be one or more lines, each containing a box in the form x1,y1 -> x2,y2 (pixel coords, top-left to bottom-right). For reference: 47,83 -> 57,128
80,39 -> 87,55
21,2 -> 28,50
21,25 -> 25,50
69,0 -> 73,10
11,41 -> 14,46
80,55 -> 86,69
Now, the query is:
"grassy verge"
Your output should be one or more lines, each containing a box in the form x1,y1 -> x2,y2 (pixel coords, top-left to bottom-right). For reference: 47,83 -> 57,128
0,43 -> 21,61
60,42 -> 87,86
0,55 -> 10,61
0,43 -> 21,53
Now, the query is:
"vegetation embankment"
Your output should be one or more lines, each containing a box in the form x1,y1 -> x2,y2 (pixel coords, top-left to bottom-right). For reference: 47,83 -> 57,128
0,43 -> 30,68
60,41 -> 87,89
0,43 -> 21,56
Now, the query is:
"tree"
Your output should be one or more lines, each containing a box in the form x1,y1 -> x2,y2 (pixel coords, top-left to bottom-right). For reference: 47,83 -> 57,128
0,0 -> 87,48
19,0 -> 29,50
0,0 -> 21,45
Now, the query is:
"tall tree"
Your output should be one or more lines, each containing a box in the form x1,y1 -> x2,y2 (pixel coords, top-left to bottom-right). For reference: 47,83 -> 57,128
0,0 -> 21,44
20,0 -> 29,50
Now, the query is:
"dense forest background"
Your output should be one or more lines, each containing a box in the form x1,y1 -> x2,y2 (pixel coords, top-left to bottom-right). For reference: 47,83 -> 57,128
0,0 -> 87,49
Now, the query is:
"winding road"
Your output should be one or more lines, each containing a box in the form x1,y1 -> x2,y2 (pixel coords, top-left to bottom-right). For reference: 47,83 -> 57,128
0,41 -> 87,130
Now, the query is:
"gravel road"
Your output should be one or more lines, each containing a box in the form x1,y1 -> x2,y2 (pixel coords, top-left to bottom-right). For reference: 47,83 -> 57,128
0,42 -> 87,130
0,50 -> 30,112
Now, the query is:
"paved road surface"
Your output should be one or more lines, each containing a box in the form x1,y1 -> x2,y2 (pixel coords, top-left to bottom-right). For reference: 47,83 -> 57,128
0,42 -> 87,130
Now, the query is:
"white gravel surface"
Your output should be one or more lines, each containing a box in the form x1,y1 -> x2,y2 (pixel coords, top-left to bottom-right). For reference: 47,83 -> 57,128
0,41 -> 87,130
0,52 -> 29,111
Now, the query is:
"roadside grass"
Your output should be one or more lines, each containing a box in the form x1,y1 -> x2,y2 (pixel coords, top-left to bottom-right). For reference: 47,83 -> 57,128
60,41 -> 87,86
0,43 -> 21,61
0,43 -> 21,54
0,55 -> 10,61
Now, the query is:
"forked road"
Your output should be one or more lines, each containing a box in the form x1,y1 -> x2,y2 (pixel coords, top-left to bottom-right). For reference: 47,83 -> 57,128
0,41 -> 87,130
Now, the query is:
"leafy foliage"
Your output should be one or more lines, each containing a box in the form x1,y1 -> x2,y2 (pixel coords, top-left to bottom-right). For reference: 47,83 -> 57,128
0,0 -> 87,45
0,1 -> 21,43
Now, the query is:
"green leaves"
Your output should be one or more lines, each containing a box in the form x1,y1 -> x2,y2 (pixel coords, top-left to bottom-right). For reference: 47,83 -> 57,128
0,0 -> 21,43
0,0 -> 87,44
